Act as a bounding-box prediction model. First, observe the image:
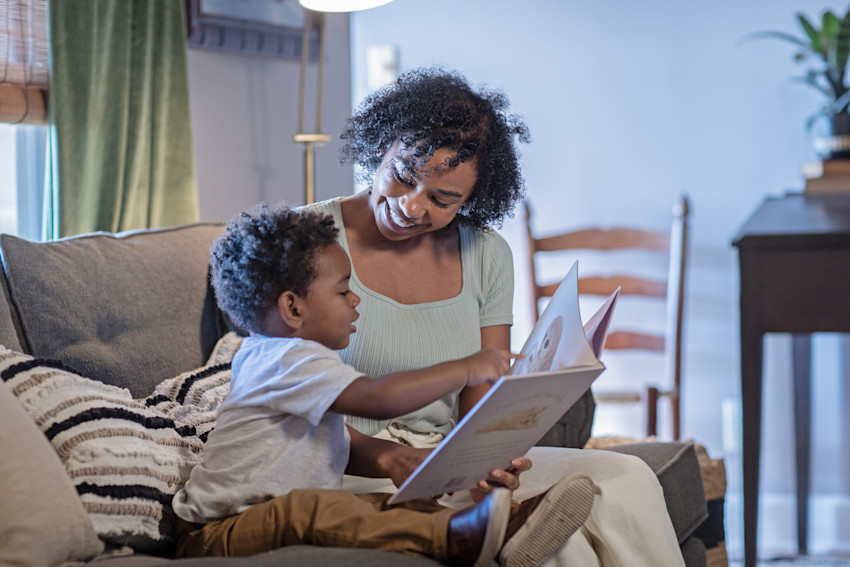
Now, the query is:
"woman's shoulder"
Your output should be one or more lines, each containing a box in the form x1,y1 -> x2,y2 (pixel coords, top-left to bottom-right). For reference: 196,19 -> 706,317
299,198 -> 343,222
460,224 -> 512,259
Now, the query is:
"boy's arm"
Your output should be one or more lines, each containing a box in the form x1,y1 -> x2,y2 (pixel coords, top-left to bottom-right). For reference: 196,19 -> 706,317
459,324 -> 512,419
330,348 -> 512,420
345,425 -> 430,487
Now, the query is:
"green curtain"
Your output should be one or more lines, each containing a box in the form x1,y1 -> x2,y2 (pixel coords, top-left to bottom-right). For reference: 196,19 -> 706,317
45,0 -> 198,238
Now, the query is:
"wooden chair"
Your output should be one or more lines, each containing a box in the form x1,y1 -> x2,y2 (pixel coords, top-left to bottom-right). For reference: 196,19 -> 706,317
524,195 -> 690,439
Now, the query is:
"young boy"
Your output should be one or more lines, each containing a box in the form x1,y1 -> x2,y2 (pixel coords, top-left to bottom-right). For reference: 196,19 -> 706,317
172,204 -> 598,567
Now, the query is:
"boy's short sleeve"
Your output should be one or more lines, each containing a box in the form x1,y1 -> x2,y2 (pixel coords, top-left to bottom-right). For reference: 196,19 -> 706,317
272,343 -> 363,426
229,338 -> 363,427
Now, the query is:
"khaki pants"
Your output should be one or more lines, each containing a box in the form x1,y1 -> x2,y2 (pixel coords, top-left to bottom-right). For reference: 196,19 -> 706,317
175,489 -> 454,561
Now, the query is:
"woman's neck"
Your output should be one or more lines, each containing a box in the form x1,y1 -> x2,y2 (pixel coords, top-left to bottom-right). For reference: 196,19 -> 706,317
339,191 -> 463,304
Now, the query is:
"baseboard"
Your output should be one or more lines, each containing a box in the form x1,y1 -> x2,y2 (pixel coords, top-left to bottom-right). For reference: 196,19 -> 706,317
725,492 -> 850,557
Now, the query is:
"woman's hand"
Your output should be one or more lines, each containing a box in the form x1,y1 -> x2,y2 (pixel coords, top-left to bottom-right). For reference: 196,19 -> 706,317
468,456 -> 533,502
347,425 -> 431,487
381,443 -> 433,488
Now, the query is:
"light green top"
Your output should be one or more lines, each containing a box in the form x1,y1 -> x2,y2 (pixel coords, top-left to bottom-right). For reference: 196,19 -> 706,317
305,198 -> 514,436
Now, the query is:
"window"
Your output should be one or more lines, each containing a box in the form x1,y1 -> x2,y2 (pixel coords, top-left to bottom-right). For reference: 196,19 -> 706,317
0,122 -> 45,240
0,125 -> 16,234
1,0 -> 48,240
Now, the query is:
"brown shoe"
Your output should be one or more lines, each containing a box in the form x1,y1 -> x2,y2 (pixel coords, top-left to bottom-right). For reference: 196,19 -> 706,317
446,487 -> 512,567
500,473 -> 599,567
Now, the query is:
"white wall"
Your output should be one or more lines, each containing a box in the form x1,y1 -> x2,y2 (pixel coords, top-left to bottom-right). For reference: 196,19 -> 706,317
187,13 -> 354,223
352,0 -> 849,559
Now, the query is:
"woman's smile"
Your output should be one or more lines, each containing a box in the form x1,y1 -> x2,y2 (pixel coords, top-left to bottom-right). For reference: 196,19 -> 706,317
385,201 -> 419,230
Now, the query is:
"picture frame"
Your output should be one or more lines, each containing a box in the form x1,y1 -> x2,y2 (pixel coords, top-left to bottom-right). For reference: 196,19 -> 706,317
185,0 -> 319,60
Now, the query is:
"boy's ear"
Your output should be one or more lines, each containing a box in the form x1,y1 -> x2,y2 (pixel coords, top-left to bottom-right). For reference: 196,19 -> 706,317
277,291 -> 304,329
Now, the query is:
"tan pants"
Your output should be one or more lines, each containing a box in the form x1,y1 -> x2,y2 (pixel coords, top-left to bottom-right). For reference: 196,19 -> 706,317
175,489 -> 455,561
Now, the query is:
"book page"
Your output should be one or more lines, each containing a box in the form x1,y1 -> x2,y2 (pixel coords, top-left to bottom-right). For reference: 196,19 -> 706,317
582,287 -> 621,359
387,261 -> 619,504
510,263 -> 598,376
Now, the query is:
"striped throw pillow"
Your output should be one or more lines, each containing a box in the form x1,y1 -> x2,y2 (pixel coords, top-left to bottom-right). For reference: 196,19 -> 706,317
0,345 -> 231,554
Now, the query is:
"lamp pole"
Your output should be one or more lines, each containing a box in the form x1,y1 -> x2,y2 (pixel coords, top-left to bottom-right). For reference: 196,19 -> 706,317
294,8 -> 330,205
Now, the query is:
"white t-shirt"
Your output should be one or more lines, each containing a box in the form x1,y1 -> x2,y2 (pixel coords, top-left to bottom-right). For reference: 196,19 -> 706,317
172,336 -> 363,523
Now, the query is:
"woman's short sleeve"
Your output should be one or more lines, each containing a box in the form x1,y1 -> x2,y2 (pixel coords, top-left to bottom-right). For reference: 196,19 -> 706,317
475,228 -> 514,328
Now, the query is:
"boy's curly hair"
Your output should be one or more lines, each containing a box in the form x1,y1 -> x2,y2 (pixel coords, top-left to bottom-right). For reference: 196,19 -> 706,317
339,67 -> 530,230
210,203 -> 339,335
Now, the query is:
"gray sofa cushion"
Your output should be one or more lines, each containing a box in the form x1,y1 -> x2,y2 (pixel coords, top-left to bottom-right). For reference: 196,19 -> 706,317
679,535 -> 707,567
602,442 -> 708,545
91,547 -> 446,566
0,224 -> 224,398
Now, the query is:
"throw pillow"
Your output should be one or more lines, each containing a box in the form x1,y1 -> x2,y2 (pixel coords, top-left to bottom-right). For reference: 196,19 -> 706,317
144,362 -> 231,443
0,345 -> 218,555
0,367 -> 104,566
141,331 -> 238,442
205,331 -> 244,367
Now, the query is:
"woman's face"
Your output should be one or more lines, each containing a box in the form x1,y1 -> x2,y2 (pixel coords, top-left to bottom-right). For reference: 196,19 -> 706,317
369,140 -> 477,241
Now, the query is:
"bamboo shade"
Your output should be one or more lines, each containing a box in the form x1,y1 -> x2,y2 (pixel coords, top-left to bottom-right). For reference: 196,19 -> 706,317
0,0 -> 47,124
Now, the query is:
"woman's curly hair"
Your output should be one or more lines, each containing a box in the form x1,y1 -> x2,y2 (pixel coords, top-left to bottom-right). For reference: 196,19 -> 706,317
210,203 -> 339,335
339,67 -> 530,230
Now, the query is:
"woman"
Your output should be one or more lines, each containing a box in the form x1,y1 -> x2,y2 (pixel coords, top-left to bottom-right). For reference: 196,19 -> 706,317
307,67 -> 685,566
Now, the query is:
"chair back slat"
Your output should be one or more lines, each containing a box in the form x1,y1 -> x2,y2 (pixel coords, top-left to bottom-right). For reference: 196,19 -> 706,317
535,228 -> 669,253
524,195 -> 690,440
604,330 -> 665,352
578,276 -> 667,298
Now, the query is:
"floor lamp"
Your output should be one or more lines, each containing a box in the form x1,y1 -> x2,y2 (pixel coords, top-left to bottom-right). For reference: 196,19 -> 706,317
295,0 -> 395,205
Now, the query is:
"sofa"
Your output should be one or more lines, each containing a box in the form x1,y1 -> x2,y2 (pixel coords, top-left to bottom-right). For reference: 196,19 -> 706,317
0,222 -> 712,566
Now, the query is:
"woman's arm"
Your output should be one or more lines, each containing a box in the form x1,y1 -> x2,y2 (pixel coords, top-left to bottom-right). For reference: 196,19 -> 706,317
345,425 -> 430,487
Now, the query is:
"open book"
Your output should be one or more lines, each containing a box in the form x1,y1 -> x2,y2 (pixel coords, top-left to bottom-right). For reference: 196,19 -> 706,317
387,262 -> 619,504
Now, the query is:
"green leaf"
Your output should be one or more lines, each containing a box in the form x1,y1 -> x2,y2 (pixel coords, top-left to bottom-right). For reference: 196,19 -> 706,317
790,73 -> 831,97
836,9 -> 850,70
798,13 -> 824,53
831,89 -> 850,112
741,30 -> 811,49
823,11 -> 840,41
806,109 -> 828,133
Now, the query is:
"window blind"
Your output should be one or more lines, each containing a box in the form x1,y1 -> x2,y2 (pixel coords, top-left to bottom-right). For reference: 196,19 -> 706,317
0,0 -> 47,124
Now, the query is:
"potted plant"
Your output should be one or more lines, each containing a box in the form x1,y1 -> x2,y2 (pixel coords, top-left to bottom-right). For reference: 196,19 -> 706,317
746,6 -> 850,159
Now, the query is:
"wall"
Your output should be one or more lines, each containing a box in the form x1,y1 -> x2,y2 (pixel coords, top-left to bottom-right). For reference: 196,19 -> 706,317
187,13 -> 354,223
352,0 -> 849,558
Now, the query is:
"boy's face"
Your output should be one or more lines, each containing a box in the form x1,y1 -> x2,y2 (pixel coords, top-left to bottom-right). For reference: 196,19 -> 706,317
298,242 -> 361,350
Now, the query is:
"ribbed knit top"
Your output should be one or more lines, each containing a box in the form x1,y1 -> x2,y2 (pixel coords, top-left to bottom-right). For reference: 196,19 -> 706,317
304,198 -> 514,436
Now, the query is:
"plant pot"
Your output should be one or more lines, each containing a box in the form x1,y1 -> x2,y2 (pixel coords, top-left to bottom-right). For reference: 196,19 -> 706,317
814,112 -> 850,160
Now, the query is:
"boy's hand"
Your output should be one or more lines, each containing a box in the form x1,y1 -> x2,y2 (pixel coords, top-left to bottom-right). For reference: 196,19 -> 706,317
464,348 -> 518,387
469,457 -> 533,502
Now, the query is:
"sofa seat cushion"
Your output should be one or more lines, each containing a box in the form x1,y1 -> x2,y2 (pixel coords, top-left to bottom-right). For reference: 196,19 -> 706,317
0,345 -> 233,555
90,546 -> 447,566
0,223 -> 224,398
